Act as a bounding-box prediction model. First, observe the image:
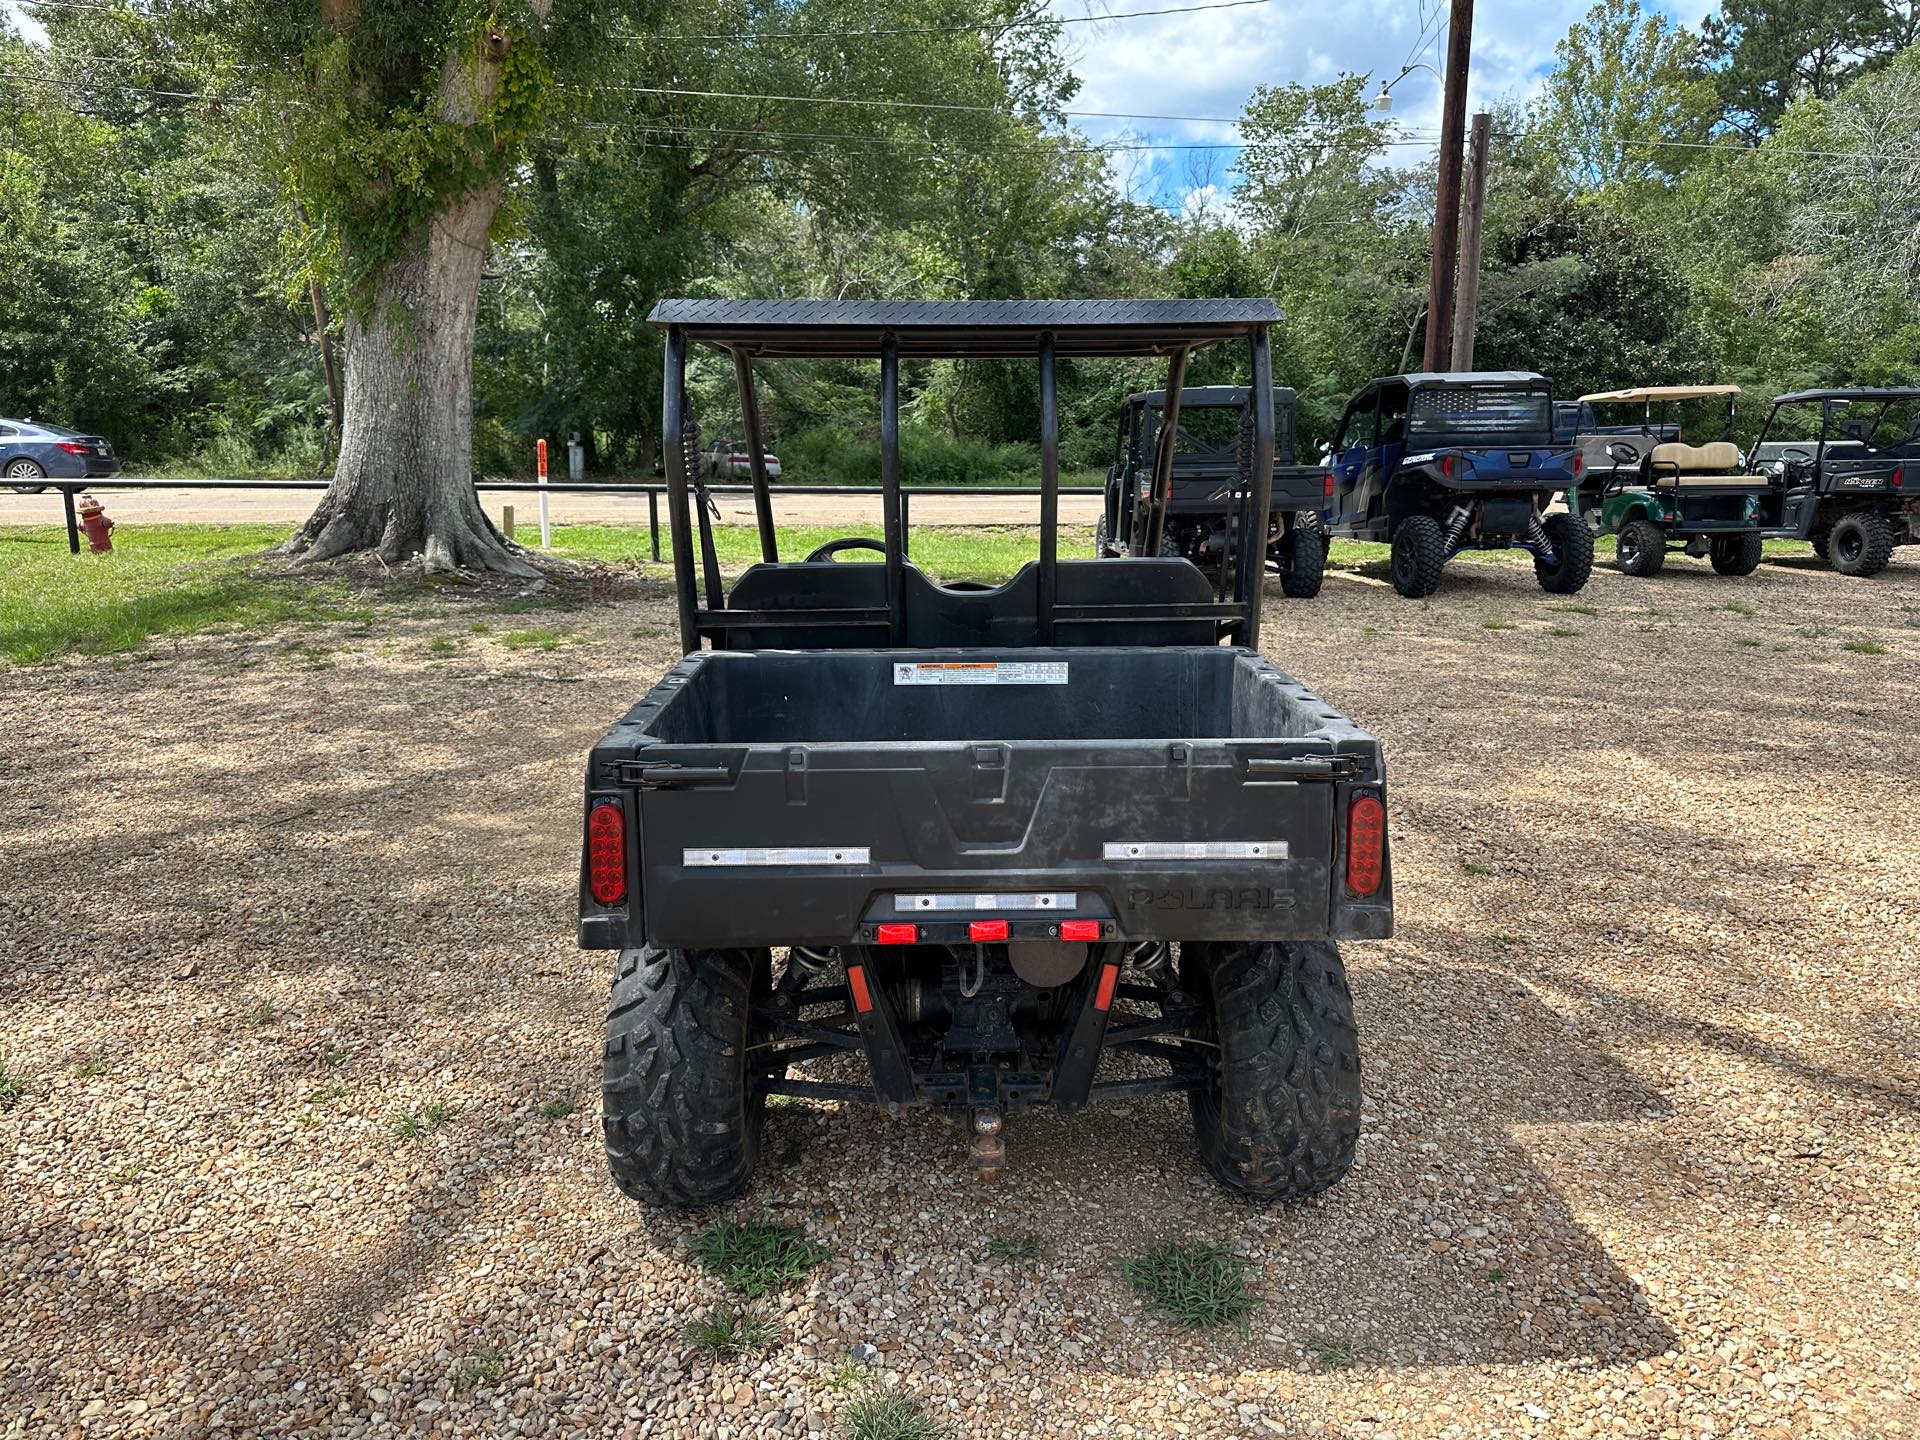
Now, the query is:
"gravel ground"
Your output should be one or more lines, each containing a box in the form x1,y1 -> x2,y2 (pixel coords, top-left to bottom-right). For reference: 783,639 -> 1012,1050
3,546 -> 1918,1440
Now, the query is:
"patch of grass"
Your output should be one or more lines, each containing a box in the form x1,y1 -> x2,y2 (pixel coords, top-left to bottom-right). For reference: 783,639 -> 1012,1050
986,1232 -> 1046,1262
499,626 -> 575,652
836,1389 -> 946,1440
823,1355 -> 871,1395
1487,930 -> 1528,947
1463,861 -> 1494,877
452,1346 -> 506,1388
248,1000 -> 277,1026
1547,626 -> 1582,638
683,1306 -> 780,1361
1843,637 -> 1887,655
320,1046 -> 351,1067
1480,618 -> 1518,631
72,1058 -> 108,1079
1721,600 -> 1758,617
424,635 -> 463,657
1798,623 -> 1833,639
1547,602 -> 1598,615
1302,1330 -> 1367,1372
1484,1268 -> 1508,1283
106,1164 -> 142,1186
305,1082 -> 351,1105
539,1098 -> 575,1121
1733,636 -> 1763,648
1119,1242 -> 1257,1330
467,621 -> 492,634
690,1219 -> 829,1299
0,1060 -> 29,1108
392,1102 -> 458,1139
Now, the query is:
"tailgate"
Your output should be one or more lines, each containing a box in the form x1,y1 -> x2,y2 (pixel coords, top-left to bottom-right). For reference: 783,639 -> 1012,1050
611,738 -> 1385,948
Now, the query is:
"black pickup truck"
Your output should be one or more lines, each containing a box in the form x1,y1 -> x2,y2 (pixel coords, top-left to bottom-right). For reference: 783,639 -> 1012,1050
1097,384 -> 1332,598
582,299 -> 1391,1209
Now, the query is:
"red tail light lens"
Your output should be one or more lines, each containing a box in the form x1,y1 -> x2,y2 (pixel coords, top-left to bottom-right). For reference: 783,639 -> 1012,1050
587,800 -> 627,904
1322,471 -> 1335,497
1059,920 -> 1100,942
1440,454 -> 1455,478
1892,468 -> 1905,488
968,920 -> 1008,942
56,442 -> 89,455
875,923 -> 917,945
1346,792 -> 1386,896
1572,452 -> 1584,478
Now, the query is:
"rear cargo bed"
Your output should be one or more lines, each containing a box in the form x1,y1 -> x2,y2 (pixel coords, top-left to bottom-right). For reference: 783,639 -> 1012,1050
582,647 -> 1389,950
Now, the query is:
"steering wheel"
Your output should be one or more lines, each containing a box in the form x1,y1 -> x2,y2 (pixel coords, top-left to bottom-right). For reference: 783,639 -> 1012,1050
1604,440 -> 1641,466
804,537 -> 888,562
1778,446 -> 1814,463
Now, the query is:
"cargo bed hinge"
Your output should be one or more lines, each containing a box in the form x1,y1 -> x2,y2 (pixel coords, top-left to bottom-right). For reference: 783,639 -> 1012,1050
613,760 -> 734,788
1244,754 -> 1368,781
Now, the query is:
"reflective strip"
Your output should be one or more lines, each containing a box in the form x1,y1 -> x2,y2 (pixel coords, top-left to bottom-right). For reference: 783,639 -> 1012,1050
893,892 -> 1076,912
1103,841 -> 1287,861
683,847 -> 870,867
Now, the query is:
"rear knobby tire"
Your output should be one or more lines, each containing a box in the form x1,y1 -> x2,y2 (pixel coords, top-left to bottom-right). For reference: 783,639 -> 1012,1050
1278,515 -> 1326,599
1828,512 -> 1894,577
1810,527 -> 1831,562
1389,514 -> 1446,598
1182,939 -> 1362,1201
1709,532 -> 1764,576
603,945 -> 770,1209
1094,512 -> 1111,557
1534,512 -> 1594,594
1615,517 -> 1667,577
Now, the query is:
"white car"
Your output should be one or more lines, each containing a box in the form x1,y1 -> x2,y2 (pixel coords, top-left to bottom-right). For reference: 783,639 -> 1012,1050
700,439 -> 781,482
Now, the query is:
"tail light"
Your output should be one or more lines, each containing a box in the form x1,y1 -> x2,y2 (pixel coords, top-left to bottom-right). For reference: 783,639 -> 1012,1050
968,920 -> 1008,942
1059,920 -> 1101,942
1572,452 -> 1584,478
587,800 -> 627,904
1893,468 -> 1905,488
56,442 -> 89,456
1345,792 -> 1386,896
1322,471 -> 1335,497
875,923 -> 917,945
1440,454 -> 1455,478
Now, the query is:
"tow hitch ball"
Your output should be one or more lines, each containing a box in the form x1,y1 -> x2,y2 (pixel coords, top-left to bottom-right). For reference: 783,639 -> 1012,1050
967,1108 -> 1005,1178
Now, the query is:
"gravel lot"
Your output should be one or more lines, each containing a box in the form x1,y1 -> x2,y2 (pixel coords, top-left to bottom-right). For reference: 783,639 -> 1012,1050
4,545 -> 1918,1440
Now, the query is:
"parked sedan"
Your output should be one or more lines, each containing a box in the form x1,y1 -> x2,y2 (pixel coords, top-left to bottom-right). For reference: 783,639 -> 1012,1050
1,418 -> 121,493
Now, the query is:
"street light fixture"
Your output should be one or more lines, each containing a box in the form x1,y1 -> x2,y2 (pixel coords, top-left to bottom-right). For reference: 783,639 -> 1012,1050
1372,61 -> 1441,114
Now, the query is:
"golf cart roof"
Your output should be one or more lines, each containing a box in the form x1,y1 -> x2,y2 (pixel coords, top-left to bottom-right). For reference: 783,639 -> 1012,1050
1124,384 -> 1298,408
1389,371 -> 1547,388
1579,385 -> 1741,403
1770,386 -> 1920,405
648,298 -> 1284,359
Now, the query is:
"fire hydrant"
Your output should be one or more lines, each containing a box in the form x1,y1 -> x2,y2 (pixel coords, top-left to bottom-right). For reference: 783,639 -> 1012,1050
77,494 -> 115,553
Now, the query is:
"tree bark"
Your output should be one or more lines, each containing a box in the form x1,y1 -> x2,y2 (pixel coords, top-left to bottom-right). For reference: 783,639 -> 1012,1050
284,7 -> 545,577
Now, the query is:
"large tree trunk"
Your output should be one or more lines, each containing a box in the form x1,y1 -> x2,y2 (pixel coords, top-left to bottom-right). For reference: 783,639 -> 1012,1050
283,8 -> 544,577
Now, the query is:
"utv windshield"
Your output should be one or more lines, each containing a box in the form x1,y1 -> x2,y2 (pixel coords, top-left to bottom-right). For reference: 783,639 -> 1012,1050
1825,396 -> 1920,456
1148,402 -> 1240,455
1410,386 -> 1552,446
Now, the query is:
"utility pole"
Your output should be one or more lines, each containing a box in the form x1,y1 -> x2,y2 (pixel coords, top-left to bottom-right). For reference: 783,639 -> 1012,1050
1450,111 -> 1492,372
1421,0 -> 1475,371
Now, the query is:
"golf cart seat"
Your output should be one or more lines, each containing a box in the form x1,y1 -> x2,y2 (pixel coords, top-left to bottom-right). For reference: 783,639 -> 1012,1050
723,557 -> 1218,649
1649,441 -> 1766,487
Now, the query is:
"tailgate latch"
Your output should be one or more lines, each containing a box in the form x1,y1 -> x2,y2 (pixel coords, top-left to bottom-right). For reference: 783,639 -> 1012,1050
614,761 -> 734,788
1245,754 -> 1368,781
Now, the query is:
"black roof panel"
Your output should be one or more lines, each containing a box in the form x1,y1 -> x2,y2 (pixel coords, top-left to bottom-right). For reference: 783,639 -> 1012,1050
1771,387 -> 1920,404
648,298 -> 1284,358
1382,371 -> 1548,387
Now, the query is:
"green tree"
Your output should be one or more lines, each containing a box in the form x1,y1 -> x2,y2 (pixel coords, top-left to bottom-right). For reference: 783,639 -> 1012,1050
1699,0 -> 1917,140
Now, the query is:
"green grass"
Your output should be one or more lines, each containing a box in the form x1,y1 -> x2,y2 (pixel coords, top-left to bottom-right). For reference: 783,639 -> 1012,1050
1721,600 -> 1759,617
1547,602 -> 1599,615
107,1164 -> 142,1186
0,524 -> 358,666
1481,618 -> 1518,631
0,1059 -> 29,1109
1463,860 -> 1494,877
1734,636 -> 1763,648
1302,1330 -> 1367,1372
539,1098 -> 575,1121
690,1219 -> 829,1299
684,1306 -> 781,1361
985,1232 -> 1046,1262
452,1346 -> 507,1387
1843,637 -> 1887,655
320,1046 -> 351,1067
499,626 -> 576,651
304,1081 -> 351,1105
392,1102 -> 458,1138
248,1000 -> 277,1026
836,1389 -> 946,1440
72,1058 -> 108,1079
1547,626 -> 1582,638
1119,1242 -> 1258,1330
823,1356 -> 871,1395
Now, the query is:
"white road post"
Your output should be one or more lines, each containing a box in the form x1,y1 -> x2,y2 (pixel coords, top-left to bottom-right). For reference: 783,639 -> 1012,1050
537,437 -> 551,547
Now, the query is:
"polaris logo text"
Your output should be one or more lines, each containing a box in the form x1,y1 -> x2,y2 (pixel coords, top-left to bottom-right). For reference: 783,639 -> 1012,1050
1128,886 -> 1296,912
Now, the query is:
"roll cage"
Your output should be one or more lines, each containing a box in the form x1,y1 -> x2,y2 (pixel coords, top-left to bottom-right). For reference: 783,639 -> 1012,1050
1752,387 -> 1920,460
650,298 -> 1284,654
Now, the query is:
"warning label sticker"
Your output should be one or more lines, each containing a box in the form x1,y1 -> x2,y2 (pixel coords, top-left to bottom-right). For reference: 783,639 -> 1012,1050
892,661 -> 1069,687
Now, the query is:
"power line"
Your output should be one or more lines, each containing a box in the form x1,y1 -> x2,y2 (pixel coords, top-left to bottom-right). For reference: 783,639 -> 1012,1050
645,0 -> 1272,42
579,81 -> 1261,129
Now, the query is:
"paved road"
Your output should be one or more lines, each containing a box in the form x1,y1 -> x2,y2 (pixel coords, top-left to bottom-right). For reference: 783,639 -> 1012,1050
0,485 -> 1103,530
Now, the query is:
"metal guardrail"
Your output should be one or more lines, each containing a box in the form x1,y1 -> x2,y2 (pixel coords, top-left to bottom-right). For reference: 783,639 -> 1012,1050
16,477 -> 1103,557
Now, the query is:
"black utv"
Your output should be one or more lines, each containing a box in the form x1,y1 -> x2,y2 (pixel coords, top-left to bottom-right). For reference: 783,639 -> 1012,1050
1751,387 -> 1919,576
582,299 -> 1392,1209
1325,372 -> 1593,598
1096,384 -> 1331,598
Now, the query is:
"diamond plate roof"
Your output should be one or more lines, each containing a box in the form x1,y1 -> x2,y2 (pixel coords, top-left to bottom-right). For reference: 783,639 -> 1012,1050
649,298 -> 1283,358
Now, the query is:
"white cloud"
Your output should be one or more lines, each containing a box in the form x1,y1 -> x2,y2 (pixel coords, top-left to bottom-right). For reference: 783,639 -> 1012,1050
2,1 -> 48,43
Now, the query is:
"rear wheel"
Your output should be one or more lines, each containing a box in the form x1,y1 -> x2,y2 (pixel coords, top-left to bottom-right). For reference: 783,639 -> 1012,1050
1828,512 -> 1894,577
6,458 -> 47,494
1615,517 -> 1667,577
1182,939 -> 1362,1201
1709,532 -> 1764,576
1094,512 -> 1111,557
603,945 -> 772,1209
1278,515 -> 1326,599
1388,514 -> 1446,598
1534,512 -> 1594,594
1810,527 -> 1831,562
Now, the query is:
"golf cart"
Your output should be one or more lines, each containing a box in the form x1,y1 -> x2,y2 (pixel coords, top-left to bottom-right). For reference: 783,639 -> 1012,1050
583,299 -> 1391,1209
1569,385 -> 1770,578
1751,387 -> 1920,576
1324,372 -> 1592,598
1096,384 -> 1332,598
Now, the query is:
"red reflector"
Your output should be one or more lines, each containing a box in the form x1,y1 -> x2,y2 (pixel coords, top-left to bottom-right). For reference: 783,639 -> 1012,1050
847,964 -> 874,1012
968,920 -> 1008,942
1093,963 -> 1119,1012
586,800 -> 627,905
1060,920 -> 1100,942
1346,792 -> 1387,896
875,923 -> 917,945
